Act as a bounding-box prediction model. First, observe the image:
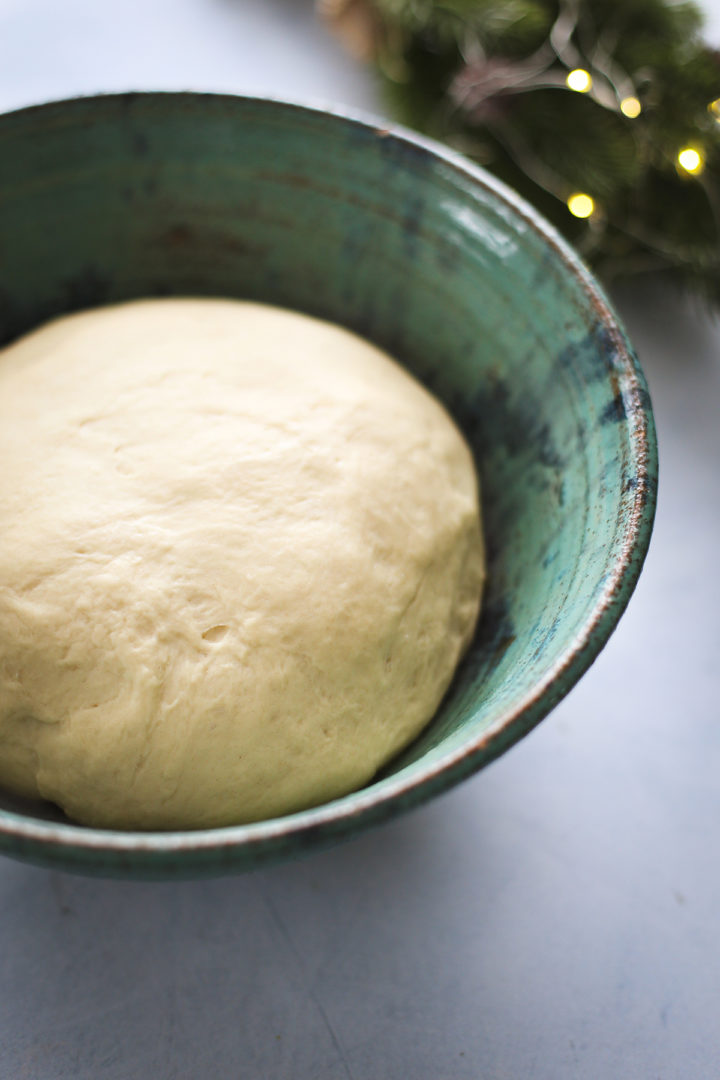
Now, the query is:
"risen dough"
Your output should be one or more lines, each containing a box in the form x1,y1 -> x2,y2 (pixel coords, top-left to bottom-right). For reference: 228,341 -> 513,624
0,299 -> 484,829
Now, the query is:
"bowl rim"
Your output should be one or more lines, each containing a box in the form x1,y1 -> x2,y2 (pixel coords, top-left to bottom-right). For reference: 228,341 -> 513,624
0,90 -> 658,871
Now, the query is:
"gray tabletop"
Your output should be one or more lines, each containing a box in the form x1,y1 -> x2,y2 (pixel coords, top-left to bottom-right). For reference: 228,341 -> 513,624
1,3 -> 719,1077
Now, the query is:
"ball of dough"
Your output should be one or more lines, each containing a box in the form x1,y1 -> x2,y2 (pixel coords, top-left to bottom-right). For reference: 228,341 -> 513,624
0,299 -> 484,829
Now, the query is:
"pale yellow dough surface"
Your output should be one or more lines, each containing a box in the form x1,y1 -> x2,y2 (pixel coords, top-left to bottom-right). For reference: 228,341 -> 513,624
0,299 -> 484,829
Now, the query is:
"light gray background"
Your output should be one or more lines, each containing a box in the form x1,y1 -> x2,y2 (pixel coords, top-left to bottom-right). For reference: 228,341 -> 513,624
0,2 -> 719,1077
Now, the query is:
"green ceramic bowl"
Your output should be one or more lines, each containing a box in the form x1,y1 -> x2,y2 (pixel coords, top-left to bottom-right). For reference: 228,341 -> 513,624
0,93 -> 656,878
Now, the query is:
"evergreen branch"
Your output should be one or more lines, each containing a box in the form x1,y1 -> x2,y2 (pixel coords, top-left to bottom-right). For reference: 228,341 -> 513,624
320,0 -> 720,302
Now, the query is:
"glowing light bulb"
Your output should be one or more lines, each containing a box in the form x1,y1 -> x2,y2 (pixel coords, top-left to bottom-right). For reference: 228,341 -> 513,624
620,96 -> 642,119
708,99 -> 720,121
566,68 -> 592,93
567,193 -> 595,219
677,147 -> 704,174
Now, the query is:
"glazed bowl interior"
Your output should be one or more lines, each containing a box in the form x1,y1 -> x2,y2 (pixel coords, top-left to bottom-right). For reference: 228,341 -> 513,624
0,93 -> 656,877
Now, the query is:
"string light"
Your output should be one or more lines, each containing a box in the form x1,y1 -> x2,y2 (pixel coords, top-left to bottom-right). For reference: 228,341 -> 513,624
566,68 -> 592,93
677,147 -> 704,174
323,0 -> 720,302
620,96 -> 642,119
567,193 -> 595,218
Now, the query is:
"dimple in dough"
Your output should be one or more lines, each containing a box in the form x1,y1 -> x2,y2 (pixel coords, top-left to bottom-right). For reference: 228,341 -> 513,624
0,299 -> 484,830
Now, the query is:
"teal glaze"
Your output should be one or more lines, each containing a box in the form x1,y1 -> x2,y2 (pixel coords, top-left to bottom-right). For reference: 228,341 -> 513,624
0,93 -> 657,878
